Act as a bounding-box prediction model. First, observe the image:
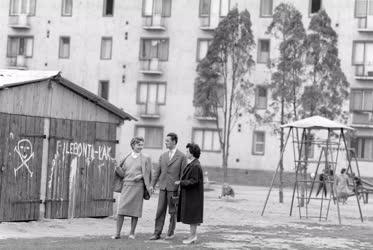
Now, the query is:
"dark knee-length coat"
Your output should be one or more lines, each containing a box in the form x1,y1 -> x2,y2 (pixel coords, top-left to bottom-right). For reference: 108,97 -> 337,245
177,159 -> 204,224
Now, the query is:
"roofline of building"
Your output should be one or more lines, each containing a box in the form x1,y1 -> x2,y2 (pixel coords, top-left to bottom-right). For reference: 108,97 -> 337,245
0,72 -> 137,122
56,76 -> 138,122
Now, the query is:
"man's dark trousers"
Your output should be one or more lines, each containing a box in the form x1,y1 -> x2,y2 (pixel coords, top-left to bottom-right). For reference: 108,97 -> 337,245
154,190 -> 178,236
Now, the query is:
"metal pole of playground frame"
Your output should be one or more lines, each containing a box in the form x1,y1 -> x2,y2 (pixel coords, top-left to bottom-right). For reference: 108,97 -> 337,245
341,128 -> 364,222
261,127 -> 292,216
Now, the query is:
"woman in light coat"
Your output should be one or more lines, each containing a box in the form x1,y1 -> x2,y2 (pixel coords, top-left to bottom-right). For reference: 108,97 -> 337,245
112,136 -> 152,239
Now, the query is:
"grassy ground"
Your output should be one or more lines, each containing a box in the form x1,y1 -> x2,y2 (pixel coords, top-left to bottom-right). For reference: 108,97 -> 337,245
1,184 -> 373,249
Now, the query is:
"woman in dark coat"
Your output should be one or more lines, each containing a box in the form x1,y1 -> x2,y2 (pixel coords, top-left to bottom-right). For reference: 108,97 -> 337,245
175,143 -> 203,244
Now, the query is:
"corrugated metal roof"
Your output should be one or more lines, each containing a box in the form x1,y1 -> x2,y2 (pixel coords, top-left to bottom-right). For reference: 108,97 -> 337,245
0,69 -> 137,121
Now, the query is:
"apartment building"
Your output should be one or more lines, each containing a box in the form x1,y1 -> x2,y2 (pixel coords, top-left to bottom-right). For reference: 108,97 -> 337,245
1,0 -> 372,177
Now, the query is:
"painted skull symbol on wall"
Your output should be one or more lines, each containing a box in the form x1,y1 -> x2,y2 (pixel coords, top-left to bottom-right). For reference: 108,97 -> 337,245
14,139 -> 34,177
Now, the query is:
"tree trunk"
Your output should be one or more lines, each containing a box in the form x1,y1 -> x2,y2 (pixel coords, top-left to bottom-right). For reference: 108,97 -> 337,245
279,97 -> 285,203
222,154 -> 228,184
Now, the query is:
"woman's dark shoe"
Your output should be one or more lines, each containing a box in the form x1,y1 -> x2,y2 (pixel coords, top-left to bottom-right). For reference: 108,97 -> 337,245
149,234 -> 161,240
111,235 -> 121,239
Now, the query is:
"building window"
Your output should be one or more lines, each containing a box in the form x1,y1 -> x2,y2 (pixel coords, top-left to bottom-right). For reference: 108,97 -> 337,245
142,0 -> 171,17
197,39 -> 212,61
199,0 -> 211,17
140,38 -> 169,61
9,0 -> 36,15
199,0 -> 229,17
7,36 -> 33,58
59,36 -> 70,59
61,0 -> 72,16
351,137 -> 373,161
255,86 -> 267,109
135,126 -> 163,148
137,82 -> 166,105
100,37 -> 112,60
302,134 -> 315,158
192,128 -> 220,152
260,0 -> 273,17
353,41 -> 373,77
220,0 -> 229,17
252,131 -> 265,155
103,0 -> 114,16
310,0 -> 322,14
98,80 -> 109,100
257,39 -> 270,64
355,0 -> 373,17
350,89 -> 373,111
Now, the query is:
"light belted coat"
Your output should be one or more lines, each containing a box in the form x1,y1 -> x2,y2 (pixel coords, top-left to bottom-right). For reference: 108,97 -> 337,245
151,149 -> 187,191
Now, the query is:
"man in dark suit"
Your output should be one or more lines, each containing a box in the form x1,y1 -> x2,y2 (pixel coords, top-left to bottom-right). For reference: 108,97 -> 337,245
149,133 -> 187,240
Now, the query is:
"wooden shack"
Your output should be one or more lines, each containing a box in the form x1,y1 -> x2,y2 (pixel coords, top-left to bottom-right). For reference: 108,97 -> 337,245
0,70 -> 136,222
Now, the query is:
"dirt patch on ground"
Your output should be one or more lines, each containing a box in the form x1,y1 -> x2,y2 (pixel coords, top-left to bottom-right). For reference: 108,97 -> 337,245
1,184 -> 372,249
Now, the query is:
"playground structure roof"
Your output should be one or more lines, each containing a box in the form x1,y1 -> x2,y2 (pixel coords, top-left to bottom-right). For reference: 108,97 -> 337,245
281,116 -> 353,131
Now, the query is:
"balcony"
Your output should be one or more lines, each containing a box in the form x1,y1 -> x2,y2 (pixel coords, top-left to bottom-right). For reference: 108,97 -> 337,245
139,102 -> 160,119
140,58 -> 163,75
8,14 -> 30,29
143,15 -> 166,31
7,55 -> 28,70
354,64 -> 373,80
357,17 -> 373,33
194,106 -> 217,121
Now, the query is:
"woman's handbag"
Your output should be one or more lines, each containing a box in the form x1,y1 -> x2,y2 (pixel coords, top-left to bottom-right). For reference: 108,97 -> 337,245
143,182 -> 150,200
113,171 -> 123,193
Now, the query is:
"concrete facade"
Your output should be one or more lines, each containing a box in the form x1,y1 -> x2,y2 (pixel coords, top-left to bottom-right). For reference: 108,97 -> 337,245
1,0 -> 372,177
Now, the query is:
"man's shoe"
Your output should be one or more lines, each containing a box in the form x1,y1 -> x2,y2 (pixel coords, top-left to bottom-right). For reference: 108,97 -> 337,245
165,234 -> 175,240
149,234 -> 161,240
111,235 -> 120,240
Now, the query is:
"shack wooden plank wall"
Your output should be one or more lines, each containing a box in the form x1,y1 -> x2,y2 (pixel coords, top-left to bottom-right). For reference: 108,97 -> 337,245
0,113 -> 44,221
0,80 -> 121,124
45,118 -> 116,219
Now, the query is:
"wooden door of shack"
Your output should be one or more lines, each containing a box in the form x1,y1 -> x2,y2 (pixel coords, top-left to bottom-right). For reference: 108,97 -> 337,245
0,70 -> 136,221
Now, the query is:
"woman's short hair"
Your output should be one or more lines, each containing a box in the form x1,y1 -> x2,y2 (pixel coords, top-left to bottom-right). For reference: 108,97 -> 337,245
341,168 -> 346,174
130,136 -> 144,149
186,143 -> 201,159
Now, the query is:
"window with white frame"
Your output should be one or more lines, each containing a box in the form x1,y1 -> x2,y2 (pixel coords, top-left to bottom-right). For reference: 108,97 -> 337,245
100,37 -> 112,60
199,0 -> 229,17
140,38 -> 169,61
62,0 -> 73,16
103,0 -> 114,16
137,82 -> 166,114
10,0 -> 36,15
252,131 -> 265,155
199,0 -> 211,16
310,0 -> 322,14
350,89 -> 373,111
255,86 -> 268,109
220,0 -> 229,17
257,39 -> 270,64
98,80 -> 109,100
142,0 -> 171,17
59,36 -> 70,59
353,41 -> 373,76
192,128 -> 220,152
7,36 -> 33,57
135,126 -> 164,148
260,0 -> 273,17
197,39 -> 212,61
351,137 -> 373,161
